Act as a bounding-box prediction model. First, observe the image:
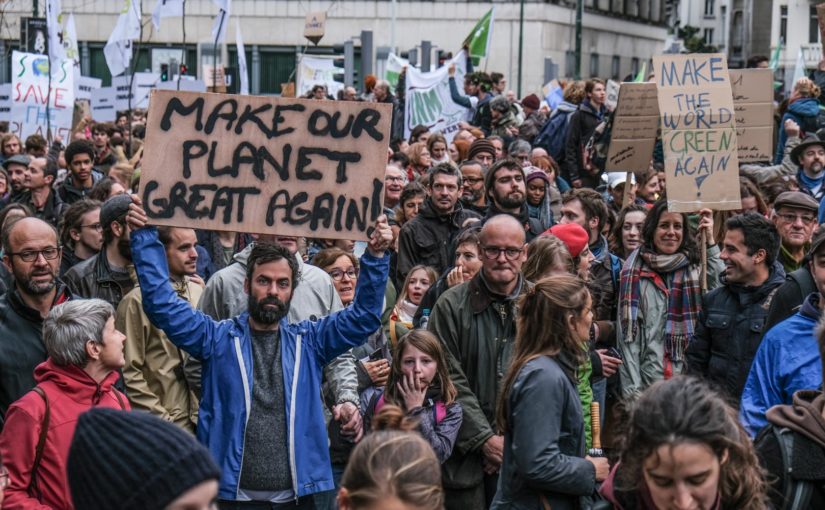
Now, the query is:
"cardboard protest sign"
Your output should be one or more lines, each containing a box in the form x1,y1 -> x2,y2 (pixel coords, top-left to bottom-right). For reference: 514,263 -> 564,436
653,53 -> 741,212
91,87 -> 117,122
729,69 -> 774,162
404,51 -> 469,143
11,51 -> 75,140
303,11 -> 326,45
140,90 -> 393,240
606,82 -> 659,171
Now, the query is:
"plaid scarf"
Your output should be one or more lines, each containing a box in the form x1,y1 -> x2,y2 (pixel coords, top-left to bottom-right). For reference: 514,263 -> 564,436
618,247 -> 702,362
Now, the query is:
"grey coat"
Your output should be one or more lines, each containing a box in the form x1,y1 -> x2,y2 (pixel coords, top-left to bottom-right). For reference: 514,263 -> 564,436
491,355 -> 596,510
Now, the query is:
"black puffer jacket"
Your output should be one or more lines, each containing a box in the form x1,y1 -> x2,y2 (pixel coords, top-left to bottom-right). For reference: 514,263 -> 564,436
396,198 -> 480,282
686,262 -> 786,405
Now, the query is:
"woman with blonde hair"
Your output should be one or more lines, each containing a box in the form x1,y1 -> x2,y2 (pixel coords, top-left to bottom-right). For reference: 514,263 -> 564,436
387,265 -> 438,345
406,142 -> 432,182
775,77 -> 822,164
337,430 -> 444,510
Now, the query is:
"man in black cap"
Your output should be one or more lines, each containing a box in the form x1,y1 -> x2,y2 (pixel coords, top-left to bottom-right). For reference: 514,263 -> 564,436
772,191 -> 819,274
2,154 -> 30,205
63,194 -> 135,309
467,138 -> 496,168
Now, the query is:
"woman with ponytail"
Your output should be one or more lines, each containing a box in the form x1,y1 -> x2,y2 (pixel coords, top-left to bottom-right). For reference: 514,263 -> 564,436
491,274 -> 609,510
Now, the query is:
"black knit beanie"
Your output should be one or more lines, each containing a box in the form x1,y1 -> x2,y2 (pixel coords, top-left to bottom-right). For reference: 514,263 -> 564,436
67,408 -> 221,510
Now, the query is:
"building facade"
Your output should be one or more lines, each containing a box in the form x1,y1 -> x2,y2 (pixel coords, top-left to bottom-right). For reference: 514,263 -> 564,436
3,0 -> 668,96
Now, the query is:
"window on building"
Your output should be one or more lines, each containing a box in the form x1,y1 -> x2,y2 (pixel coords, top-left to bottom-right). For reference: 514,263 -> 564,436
611,55 -> 621,79
811,5 -> 821,44
704,0 -> 715,16
228,45 -> 253,95
590,53 -> 600,77
565,50 -> 576,78
260,49 -> 299,95
704,28 -> 714,45
780,6 -> 788,44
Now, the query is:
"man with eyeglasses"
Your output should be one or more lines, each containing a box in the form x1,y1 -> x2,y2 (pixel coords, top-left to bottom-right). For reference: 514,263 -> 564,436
428,214 -> 529,509
383,165 -> 407,222
397,163 -> 480,283
0,217 -> 71,423
459,160 -> 487,215
772,191 -> 819,274
58,199 -> 103,277
482,159 -> 543,242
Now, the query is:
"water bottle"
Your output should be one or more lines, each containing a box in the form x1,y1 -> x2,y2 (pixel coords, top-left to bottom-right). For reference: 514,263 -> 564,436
419,308 -> 431,330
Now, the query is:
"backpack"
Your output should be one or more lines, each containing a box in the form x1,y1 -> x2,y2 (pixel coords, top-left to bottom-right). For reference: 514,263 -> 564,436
755,425 -> 816,510
582,112 -> 614,176
534,108 -> 574,162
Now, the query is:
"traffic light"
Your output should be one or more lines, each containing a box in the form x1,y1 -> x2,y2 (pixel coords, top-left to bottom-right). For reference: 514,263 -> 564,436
179,63 -> 187,76
332,40 -> 355,87
160,63 -> 169,82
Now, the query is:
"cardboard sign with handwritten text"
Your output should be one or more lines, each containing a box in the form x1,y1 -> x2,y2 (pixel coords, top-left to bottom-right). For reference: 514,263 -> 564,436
654,53 -> 741,212
729,68 -> 774,162
141,90 -> 392,240
606,82 -> 659,171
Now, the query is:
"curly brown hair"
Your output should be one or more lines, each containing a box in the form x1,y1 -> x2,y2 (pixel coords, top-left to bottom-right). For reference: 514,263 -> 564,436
615,377 -> 768,510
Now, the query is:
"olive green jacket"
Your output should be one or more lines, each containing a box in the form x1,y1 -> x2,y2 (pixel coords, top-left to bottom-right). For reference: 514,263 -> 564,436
428,271 -> 530,489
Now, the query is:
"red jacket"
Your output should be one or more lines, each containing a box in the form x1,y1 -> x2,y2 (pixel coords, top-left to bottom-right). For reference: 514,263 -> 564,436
0,359 -> 129,510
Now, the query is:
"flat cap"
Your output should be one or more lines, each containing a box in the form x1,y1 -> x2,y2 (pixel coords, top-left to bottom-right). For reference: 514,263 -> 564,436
773,191 -> 819,214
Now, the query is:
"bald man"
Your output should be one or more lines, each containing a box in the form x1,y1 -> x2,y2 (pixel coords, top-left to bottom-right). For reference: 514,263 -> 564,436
0,217 -> 72,419
428,214 -> 529,509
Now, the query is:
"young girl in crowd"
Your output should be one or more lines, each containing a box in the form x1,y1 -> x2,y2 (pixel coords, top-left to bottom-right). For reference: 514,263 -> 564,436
336,430 -> 444,510
388,265 -> 437,344
617,200 -> 723,400
427,133 -> 451,165
609,204 -> 648,260
601,377 -> 767,510
363,330 -> 463,464
634,168 -> 661,207
492,275 -> 609,509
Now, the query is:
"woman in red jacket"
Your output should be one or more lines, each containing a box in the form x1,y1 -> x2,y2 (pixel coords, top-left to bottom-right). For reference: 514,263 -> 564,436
0,298 -> 130,510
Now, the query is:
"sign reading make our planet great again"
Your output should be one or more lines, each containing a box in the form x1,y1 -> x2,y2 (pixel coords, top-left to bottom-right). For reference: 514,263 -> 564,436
653,54 -> 741,212
141,90 -> 392,240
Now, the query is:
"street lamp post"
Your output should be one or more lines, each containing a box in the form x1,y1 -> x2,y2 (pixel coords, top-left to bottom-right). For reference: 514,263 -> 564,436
518,0 -> 524,97
575,0 -> 583,79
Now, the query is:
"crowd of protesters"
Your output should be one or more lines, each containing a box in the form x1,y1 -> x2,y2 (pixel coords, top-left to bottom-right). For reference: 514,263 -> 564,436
2,51 -> 825,510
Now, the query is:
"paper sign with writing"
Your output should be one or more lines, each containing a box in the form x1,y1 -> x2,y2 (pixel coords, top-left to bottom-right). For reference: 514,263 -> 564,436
91,87 -> 117,122
140,90 -> 393,240
10,51 -> 75,140
729,68 -> 774,162
606,82 -> 659,171
0,84 -> 11,122
304,11 -> 326,45
113,73 -> 160,111
76,76 -> 102,102
605,80 -> 620,111
654,53 -> 741,212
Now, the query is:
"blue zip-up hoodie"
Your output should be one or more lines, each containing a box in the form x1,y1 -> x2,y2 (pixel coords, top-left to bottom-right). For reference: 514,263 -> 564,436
130,227 -> 389,500
774,97 -> 821,164
739,293 -> 823,437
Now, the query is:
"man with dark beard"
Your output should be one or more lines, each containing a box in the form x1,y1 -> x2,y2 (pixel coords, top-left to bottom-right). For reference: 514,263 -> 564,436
0,217 -> 71,422
63,194 -> 135,309
125,197 -> 393,508
482,159 -> 543,241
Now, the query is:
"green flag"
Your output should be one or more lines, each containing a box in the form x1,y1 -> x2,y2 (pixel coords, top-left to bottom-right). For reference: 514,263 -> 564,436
633,61 -> 647,82
769,40 -> 783,71
463,7 -> 494,66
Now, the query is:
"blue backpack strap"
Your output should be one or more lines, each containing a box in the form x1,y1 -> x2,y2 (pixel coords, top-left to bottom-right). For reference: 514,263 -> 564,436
609,254 -> 622,291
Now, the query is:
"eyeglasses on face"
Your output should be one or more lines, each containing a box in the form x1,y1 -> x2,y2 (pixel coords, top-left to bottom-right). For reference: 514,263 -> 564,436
80,223 -> 103,232
481,245 -> 523,260
6,247 -> 60,262
328,268 -> 359,281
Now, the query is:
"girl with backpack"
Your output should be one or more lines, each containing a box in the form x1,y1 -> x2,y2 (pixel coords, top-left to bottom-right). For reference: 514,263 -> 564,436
362,330 -> 463,464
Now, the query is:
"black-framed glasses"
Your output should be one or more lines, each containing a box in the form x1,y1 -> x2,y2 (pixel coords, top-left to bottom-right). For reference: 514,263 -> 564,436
80,223 -> 103,232
481,245 -> 523,260
328,268 -> 359,281
777,212 -> 816,225
6,247 -> 60,262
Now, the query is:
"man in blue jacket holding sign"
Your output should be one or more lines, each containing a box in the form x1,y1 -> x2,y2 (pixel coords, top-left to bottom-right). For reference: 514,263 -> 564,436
125,195 -> 393,509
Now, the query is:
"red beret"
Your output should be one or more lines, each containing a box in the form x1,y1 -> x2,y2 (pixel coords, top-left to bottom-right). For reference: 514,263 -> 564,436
545,223 -> 589,258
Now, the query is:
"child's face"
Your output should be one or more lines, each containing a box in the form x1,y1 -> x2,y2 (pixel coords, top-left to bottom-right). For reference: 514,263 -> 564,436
400,344 -> 437,388
406,269 -> 432,306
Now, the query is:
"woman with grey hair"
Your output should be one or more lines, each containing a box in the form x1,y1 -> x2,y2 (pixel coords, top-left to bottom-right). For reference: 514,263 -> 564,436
0,298 -> 130,509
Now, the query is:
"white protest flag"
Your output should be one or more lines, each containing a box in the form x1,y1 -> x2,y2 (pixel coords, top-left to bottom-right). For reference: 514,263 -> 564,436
152,0 -> 184,30
46,0 -> 67,63
235,20 -> 249,95
403,51 -> 468,143
65,14 -> 81,82
104,0 -> 142,77
385,53 -> 408,89
211,0 -> 231,44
